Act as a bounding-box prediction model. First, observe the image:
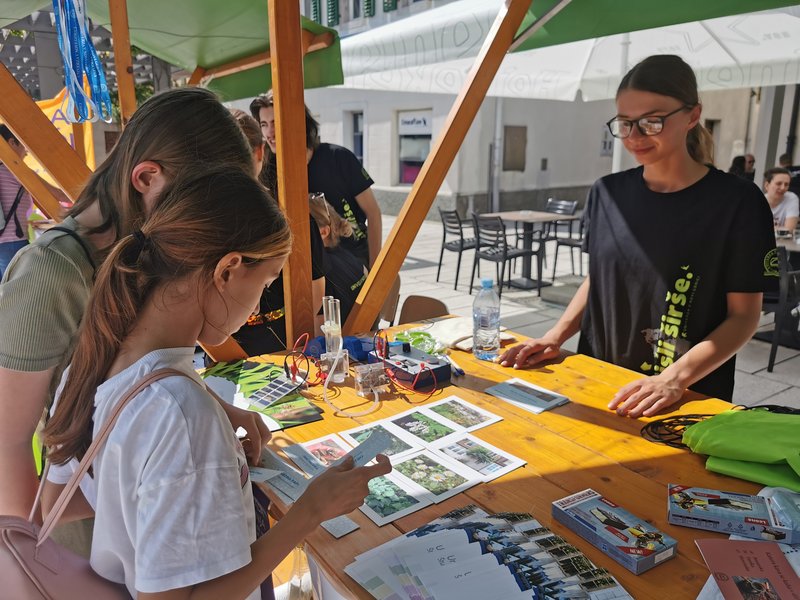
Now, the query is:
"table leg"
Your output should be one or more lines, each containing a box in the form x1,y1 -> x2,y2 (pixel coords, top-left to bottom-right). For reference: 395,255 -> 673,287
508,221 -> 552,290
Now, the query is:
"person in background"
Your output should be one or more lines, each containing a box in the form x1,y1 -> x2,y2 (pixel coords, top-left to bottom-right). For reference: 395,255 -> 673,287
0,125 -> 69,277
230,107 -> 327,356
778,152 -> 800,198
499,54 -> 776,416
728,155 -> 747,178
0,88 -> 268,520
230,108 -> 265,177
743,153 -> 757,181
42,168 -> 390,600
250,91 -> 383,269
763,167 -> 799,233
309,192 -> 367,324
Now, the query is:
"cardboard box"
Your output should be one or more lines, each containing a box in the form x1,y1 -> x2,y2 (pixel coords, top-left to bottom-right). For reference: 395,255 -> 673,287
668,484 -> 800,544
552,489 -> 677,574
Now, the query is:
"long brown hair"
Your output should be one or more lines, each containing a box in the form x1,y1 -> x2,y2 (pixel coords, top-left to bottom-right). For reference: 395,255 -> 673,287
617,55 -> 714,166
69,88 -> 253,250
249,90 -> 320,197
309,193 -> 352,247
229,108 -> 263,151
44,168 -> 292,464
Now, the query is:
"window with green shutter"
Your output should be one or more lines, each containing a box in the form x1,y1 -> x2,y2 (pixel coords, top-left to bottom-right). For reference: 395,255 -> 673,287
364,0 -> 375,17
311,0 -> 321,23
327,0 -> 340,26
383,0 -> 397,12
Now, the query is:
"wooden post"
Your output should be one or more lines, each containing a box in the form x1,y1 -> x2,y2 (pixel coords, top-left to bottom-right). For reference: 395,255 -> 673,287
0,137 -> 63,220
0,63 -> 91,200
344,0 -> 532,334
108,0 -> 137,126
71,122 -> 86,164
188,67 -> 206,86
267,0 -> 315,342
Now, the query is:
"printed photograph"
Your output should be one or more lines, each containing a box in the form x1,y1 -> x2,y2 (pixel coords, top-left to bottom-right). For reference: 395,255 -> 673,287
364,476 -> 421,518
427,398 -> 498,429
394,453 -> 469,497
391,412 -> 455,443
258,397 -> 322,430
302,436 -> 349,466
435,436 -> 518,478
341,424 -> 415,457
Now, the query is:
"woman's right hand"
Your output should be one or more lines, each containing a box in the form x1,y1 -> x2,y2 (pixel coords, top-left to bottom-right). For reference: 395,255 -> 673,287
295,455 -> 392,525
498,335 -> 562,369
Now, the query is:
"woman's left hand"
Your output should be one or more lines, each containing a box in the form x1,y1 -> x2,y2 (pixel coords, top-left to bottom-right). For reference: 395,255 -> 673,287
608,375 -> 686,418
219,402 -> 271,465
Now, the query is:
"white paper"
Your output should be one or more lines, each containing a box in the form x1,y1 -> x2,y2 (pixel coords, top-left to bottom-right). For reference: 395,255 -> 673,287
283,443 -> 326,476
358,474 -> 434,527
300,434 -> 352,467
390,450 -> 482,503
418,396 -> 502,433
431,434 -> 526,482
339,422 -> 422,460
336,429 -> 392,467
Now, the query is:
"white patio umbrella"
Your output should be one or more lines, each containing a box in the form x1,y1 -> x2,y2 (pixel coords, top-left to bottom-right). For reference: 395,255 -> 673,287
340,2 -> 800,100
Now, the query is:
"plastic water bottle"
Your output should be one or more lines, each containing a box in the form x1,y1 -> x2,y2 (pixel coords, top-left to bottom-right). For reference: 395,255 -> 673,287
473,278 -> 501,361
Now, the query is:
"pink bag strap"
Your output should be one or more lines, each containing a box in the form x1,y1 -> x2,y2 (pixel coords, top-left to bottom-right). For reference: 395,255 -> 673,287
36,368 -> 193,545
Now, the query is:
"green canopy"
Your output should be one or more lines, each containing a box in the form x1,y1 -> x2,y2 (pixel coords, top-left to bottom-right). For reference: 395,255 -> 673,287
1,1 -> 342,100
514,0 -> 800,51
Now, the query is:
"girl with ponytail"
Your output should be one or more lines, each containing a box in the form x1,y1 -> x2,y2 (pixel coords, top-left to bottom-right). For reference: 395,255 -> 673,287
500,54 -> 776,415
43,169 -> 390,600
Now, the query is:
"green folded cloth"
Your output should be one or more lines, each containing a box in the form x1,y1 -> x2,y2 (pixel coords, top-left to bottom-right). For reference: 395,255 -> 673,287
683,409 -> 800,490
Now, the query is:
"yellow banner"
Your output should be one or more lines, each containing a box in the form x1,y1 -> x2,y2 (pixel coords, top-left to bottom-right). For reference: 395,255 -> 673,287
23,87 -> 96,185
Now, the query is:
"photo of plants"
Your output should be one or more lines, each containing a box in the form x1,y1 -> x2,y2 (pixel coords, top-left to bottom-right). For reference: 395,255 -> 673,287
364,476 -> 420,517
392,412 -> 454,443
352,424 -> 413,457
429,400 -> 489,428
395,454 -> 468,496
439,438 -> 510,476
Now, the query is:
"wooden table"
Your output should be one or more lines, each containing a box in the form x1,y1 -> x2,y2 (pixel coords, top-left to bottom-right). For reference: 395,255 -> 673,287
260,334 -> 756,600
483,210 -> 580,290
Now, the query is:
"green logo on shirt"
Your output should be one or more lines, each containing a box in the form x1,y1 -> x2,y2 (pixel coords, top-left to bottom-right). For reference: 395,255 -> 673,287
763,248 -> 779,277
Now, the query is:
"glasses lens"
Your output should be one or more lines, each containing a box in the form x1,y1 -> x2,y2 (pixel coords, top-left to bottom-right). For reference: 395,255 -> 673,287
608,119 -> 630,139
638,118 -> 664,136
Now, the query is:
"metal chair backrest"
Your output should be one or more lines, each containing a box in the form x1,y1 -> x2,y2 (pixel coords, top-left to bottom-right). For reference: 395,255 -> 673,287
473,214 -> 507,250
439,208 -> 467,238
545,198 -> 578,216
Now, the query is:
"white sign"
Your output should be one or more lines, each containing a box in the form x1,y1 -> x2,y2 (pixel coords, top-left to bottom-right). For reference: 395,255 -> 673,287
398,110 -> 432,135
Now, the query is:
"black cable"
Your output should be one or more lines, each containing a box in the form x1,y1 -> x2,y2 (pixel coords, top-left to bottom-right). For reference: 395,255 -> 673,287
640,414 -> 713,449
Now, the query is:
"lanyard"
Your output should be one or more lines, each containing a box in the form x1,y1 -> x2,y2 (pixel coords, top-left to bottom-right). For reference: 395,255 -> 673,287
51,0 -> 113,122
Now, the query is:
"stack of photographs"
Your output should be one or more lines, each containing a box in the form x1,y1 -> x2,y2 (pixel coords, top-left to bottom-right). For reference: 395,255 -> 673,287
282,396 -> 526,526
346,504 -> 633,600
485,378 -> 570,414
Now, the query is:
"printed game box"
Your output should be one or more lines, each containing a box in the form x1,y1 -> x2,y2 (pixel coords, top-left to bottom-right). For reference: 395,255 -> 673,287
668,484 -> 800,544
552,489 -> 677,575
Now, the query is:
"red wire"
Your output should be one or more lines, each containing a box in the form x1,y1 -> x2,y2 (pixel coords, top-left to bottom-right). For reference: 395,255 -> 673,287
374,329 -> 437,401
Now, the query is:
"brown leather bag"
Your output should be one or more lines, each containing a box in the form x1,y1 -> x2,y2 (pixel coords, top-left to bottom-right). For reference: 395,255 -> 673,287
0,368 -> 189,600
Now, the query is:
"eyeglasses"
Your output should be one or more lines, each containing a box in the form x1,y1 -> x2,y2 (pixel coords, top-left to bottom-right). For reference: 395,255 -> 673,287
606,105 -> 693,139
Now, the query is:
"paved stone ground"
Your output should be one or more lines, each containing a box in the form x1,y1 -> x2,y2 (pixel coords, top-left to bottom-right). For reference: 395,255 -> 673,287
385,215 -> 800,409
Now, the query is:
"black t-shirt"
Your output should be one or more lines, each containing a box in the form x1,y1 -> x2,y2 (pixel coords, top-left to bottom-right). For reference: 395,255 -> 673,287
324,245 -> 367,324
308,143 -> 374,267
233,218 -> 326,356
579,166 -> 777,401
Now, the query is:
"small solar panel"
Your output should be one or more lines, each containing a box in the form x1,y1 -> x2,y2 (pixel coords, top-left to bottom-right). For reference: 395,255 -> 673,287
248,374 -> 303,408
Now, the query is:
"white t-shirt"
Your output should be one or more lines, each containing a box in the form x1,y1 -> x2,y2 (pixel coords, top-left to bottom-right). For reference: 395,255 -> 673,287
770,191 -> 800,227
48,348 -> 258,598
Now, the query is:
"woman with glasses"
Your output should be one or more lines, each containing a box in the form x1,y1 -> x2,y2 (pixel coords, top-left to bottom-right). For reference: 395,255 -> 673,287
500,54 -> 776,417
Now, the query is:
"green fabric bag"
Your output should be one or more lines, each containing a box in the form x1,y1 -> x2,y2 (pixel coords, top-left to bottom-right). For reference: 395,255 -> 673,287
683,409 -> 800,491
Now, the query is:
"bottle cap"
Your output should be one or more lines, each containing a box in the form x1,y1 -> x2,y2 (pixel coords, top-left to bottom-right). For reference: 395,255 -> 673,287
480,278 -> 494,289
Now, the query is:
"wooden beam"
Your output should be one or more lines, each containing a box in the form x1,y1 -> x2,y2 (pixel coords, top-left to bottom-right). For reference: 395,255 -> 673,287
201,338 -> 248,363
108,0 -> 137,126
71,122 -> 86,164
0,137 -> 63,220
268,0 -> 315,341
0,62 -> 91,201
198,32 -> 333,84
188,66 -> 207,86
344,0 -> 533,334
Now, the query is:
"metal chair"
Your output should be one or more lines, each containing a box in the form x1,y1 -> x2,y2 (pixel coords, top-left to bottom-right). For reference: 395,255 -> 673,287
437,208 -> 477,290
470,215 -> 543,298
761,247 -> 800,371
551,215 -> 586,280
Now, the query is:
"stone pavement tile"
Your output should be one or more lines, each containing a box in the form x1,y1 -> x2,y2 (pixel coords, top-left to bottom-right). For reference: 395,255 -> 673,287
747,386 -> 800,409
753,354 -> 800,387
732,370 -> 792,406
734,338 -> 800,374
